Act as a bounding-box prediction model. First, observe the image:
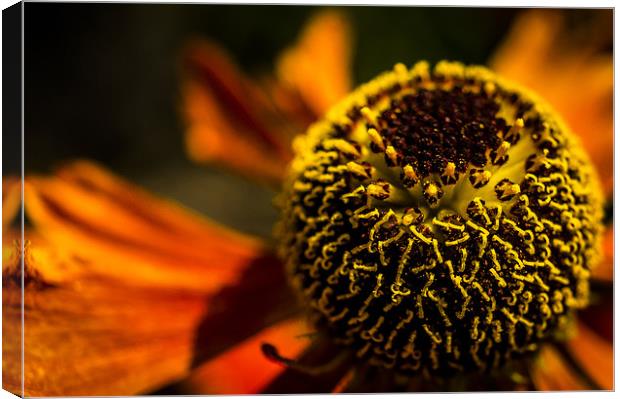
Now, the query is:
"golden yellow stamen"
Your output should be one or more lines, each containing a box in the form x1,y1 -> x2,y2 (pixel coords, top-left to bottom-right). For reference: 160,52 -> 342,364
385,145 -> 399,165
277,61 -> 603,376
367,128 -> 385,151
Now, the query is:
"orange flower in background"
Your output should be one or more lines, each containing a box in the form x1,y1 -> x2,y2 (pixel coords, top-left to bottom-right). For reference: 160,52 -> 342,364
490,9 -> 614,286
182,12 -> 351,185
2,8 -> 612,396
491,9 -> 613,197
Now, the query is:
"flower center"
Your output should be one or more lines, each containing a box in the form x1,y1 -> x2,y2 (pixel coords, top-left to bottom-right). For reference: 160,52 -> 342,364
276,61 -> 603,375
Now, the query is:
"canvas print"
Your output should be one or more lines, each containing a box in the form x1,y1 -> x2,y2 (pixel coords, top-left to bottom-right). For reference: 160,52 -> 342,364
2,3 -> 613,396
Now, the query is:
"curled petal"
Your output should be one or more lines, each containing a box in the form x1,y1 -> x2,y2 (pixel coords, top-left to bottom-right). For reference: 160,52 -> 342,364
276,10 -> 352,118
24,160 -> 265,291
182,40 -> 293,184
4,161 -> 291,395
3,230 -> 209,396
3,232 -> 294,396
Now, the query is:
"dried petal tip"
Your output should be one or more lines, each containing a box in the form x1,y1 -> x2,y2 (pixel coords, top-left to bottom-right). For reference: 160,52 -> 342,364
278,61 -> 603,376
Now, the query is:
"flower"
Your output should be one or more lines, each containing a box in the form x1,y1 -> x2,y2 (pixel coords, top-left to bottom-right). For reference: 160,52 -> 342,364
180,10 -> 351,185
3,9 -> 612,395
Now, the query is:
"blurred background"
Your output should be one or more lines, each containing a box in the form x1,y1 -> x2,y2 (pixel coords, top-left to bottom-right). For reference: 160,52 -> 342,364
19,4 -> 611,237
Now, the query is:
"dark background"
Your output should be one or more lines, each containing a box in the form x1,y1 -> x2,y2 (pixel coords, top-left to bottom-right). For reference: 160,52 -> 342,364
18,4 -> 605,237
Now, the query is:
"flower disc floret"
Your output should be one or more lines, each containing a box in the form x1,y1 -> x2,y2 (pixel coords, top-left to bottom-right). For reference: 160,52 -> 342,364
277,61 -> 603,375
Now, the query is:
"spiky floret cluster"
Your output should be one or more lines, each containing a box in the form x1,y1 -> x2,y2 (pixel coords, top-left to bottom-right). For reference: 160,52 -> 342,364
276,61 -> 603,375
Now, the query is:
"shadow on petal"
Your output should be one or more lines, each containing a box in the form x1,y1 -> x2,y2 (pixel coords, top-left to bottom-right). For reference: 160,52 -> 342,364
160,317 -> 311,394
190,253 -> 301,368
4,162 -> 295,396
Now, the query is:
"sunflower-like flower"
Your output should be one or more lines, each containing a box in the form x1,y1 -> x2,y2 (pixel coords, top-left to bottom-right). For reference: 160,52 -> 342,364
3,9 -> 612,395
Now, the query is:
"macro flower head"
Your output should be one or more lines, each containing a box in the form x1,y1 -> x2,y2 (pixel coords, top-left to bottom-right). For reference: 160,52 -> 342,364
3,7 -> 613,396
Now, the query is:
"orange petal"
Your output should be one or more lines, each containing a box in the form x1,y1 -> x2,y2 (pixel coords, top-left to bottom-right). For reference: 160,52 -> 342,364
491,10 -> 613,195
531,320 -> 613,391
276,10 -> 352,117
189,253 -> 299,368
579,280 -> 612,343
7,161 -> 298,395
3,176 -> 21,231
3,230 -> 209,396
531,345 -> 587,391
490,10 -> 563,82
24,160 -> 265,292
4,230 -> 295,396
2,228 -> 23,397
265,74 -> 317,132
332,369 -> 355,393
182,40 -> 293,184
566,320 -> 613,390
591,226 -> 613,282
179,317 -> 311,394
